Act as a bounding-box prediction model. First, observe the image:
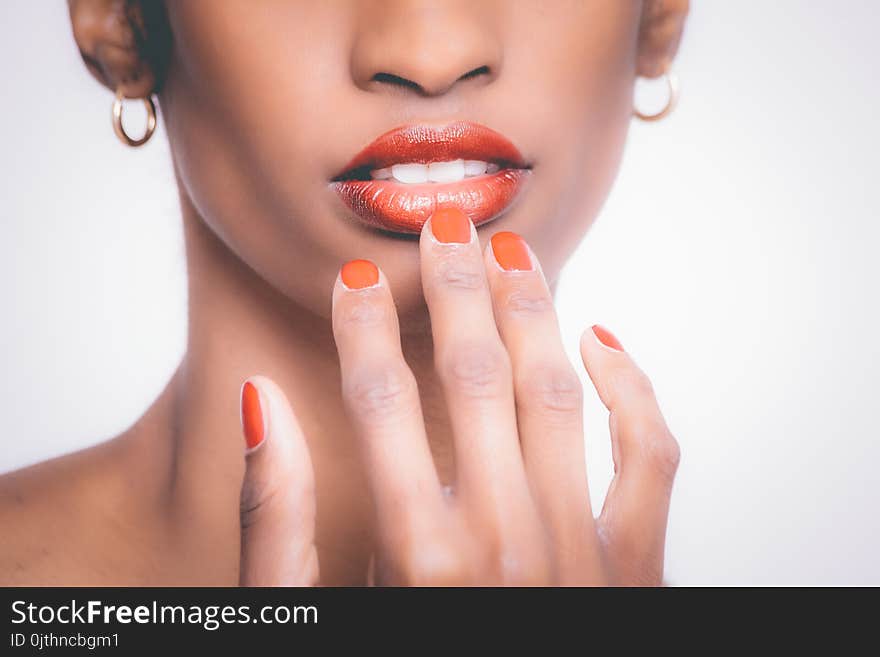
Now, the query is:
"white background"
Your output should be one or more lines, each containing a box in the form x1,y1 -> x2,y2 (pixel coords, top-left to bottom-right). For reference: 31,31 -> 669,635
1,2 -> 877,585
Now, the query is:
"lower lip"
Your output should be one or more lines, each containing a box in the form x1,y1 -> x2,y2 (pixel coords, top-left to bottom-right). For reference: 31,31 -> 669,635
331,169 -> 531,234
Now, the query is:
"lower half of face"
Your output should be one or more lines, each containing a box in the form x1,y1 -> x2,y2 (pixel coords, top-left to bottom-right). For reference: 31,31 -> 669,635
160,0 -> 639,326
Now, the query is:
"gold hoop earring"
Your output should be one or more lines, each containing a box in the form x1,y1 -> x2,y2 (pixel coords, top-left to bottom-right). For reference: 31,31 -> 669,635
633,71 -> 679,122
112,88 -> 157,147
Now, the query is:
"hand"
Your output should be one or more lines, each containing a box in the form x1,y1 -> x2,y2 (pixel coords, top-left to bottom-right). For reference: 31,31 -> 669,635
332,208 -> 680,585
238,207 -> 680,586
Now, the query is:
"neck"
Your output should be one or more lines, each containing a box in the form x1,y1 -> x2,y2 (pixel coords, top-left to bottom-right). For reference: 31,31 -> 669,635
156,184 -> 564,583
165,190 -> 454,584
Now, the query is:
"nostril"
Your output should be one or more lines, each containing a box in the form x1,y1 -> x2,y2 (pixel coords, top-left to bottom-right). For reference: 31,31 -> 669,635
371,72 -> 422,91
459,65 -> 490,81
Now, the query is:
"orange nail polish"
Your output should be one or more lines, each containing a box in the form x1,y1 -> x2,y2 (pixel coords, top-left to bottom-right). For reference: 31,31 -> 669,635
592,324 -> 624,352
241,381 -> 265,449
431,207 -> 472,243
490,231 -> 533,271
341,259 -> 379,289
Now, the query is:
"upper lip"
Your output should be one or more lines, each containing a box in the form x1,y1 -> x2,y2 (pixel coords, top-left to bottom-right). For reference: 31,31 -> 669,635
331,121 -> 529,181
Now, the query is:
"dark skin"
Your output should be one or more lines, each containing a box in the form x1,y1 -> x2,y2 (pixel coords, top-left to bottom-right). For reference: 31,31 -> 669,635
0,0 -> 687,585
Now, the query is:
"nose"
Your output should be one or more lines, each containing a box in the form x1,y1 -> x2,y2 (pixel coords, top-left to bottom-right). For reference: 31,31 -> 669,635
350,0 -> 502,97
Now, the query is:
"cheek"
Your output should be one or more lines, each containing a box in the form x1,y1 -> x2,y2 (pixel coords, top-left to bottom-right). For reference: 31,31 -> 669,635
160,2 -> 354,318
500,4 -> 639,282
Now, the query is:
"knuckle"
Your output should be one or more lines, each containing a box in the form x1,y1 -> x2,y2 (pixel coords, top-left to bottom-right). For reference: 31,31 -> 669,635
606,360 -> 679,482
608,365 -> 655,401
439,342 -> 512,399
496,552 -> 541,585
486,539 -> 550,586
518,366 -> 583,418
478,512 -> 552,585
239,480 -> 280,531
336,292 -> 388,328
623,418 -> 680,482
435,257 -> 485,291
239,491 -> 267,531
241,460 -> 314,533
398,542 -> 466,586
502,289 -> 553,316
343,363 -> 415,422
648,430 -> 681,481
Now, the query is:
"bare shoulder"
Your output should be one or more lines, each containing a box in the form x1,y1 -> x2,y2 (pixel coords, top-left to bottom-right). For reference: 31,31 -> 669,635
0,421 -> 172,585
0,383 -> 241,585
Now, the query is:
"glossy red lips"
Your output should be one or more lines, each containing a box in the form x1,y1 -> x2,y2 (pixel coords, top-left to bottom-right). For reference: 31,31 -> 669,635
330,121 -> 531,234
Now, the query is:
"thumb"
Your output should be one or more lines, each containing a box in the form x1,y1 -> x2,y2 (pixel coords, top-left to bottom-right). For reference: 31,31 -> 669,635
239,375 -> 318,586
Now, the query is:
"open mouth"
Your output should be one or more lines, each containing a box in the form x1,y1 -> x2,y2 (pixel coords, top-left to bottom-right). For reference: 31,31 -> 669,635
330,121 -> 532,234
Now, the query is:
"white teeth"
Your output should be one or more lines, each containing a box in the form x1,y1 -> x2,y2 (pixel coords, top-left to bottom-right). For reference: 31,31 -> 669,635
371,159 -> 495,183
390,163 -> 429,184
428,159 -> 465,183
464,160 -> 489,176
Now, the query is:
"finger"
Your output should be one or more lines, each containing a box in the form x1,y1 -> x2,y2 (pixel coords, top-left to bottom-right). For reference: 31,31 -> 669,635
239,375 -> 319,586
483,232 -> 601,578
332,259 -> 445,549
419,208 -> 529,515
579,326 -> 680,584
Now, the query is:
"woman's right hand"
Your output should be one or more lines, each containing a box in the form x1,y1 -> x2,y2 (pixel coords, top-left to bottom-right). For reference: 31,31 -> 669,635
237,211 -> 679,586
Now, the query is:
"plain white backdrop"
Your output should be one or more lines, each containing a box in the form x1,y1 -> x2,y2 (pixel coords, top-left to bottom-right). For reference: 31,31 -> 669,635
1,2 -> 878,585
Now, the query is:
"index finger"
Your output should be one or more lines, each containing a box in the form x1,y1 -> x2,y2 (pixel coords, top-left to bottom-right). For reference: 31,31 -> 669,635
331,259 -> 445,546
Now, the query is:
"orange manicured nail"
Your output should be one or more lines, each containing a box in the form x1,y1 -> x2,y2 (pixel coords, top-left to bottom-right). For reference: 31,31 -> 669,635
431,207 -> 472,243
341,259 -> 379,289
490,231 -> 533,271
592,324 -> 624,352
241,381 -> 265,450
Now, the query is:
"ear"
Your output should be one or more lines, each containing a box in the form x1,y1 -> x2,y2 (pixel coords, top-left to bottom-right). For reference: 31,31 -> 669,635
68,0 -> 171,97
637,0 -> 689,78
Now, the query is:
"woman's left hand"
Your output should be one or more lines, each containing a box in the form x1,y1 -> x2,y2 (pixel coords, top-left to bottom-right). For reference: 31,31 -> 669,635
327,208 -> 680,585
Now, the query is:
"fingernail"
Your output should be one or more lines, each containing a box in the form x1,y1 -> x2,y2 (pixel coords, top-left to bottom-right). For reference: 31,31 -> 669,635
430,207 -> 472,244
341,258 -> 379,289
241,381 -> 265,450
490,231 -> 534,271
591,324 -> 624,352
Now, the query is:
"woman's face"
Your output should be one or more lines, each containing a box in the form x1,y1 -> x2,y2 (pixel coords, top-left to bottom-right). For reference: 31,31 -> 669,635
159,1 -> 641,328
